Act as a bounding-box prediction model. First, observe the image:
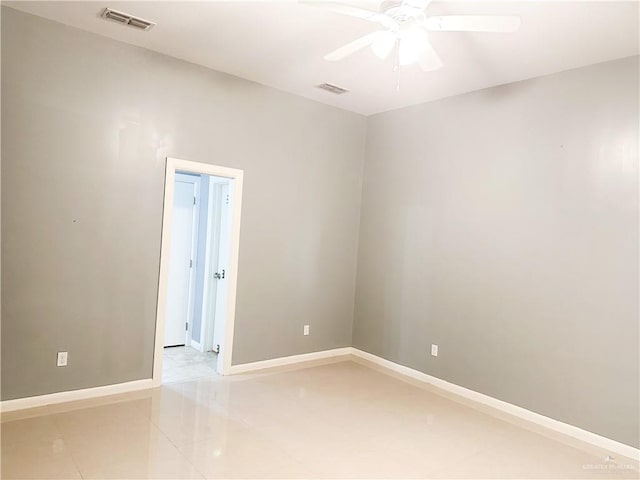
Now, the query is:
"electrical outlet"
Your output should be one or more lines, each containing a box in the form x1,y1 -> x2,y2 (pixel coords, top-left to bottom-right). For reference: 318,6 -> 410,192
431,344 -> 438,357
303,325 -> 310,336
57,351 -> 68,367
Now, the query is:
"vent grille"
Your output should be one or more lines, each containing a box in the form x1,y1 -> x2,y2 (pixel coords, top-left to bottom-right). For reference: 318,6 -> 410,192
316,83 -> 349,95
101,8 -> 155,31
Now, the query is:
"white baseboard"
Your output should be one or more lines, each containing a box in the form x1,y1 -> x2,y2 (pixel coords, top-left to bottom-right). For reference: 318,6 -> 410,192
2,346 -> 637,462
228,347 -> 353,374
0,378 -> 154,413
350,348 -> 640,461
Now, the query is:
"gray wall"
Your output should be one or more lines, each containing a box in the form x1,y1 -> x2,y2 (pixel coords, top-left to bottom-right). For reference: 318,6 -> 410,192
353,56 -> 639,448
1,7 -> 365,400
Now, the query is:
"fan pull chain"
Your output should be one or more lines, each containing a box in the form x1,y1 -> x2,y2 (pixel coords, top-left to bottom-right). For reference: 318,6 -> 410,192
393,38 -> 401,91
393,37 -> 400,73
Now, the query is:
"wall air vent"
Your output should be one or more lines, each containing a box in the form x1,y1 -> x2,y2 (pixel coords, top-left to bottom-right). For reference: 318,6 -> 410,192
100,8 -> 156,31
316,83 -> 349,95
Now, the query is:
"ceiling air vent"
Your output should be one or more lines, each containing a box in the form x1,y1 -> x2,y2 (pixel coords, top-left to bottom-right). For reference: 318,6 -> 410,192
316,83 -> 349,95
100,8 -> 156,31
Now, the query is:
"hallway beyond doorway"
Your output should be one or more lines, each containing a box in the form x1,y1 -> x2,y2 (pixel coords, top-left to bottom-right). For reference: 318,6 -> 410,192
162,346 -> 218,383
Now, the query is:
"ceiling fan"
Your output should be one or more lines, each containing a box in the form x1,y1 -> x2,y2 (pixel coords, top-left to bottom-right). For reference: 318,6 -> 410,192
305,0 -> 521,72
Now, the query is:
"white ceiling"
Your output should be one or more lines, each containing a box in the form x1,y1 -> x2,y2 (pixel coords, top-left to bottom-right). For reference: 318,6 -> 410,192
6,1 -> 639,115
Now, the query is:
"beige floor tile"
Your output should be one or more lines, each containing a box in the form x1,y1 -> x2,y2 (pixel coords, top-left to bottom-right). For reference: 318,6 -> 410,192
52,399 -> 153,444
2,359 -> 636,479
429,437 -> 639,479
1,415 -> 64,451
72,431 -> 203,479
48,402 -> 200,478
177,426 -> 315,479
151,400 -> 249,448
420,417 -> 639,479
1,440 -> 81,480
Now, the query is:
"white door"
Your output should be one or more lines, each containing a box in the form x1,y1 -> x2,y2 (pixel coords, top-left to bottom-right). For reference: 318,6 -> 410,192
164,178 -> 197,347
212,183 -> 231,358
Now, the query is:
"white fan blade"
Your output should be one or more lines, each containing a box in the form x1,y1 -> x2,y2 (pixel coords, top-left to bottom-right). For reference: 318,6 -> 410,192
324,31 -> 385,61
426,15 -> 521,33
301,1 -> 394,29
418,42 -> 442,71
404,0 -> 433,10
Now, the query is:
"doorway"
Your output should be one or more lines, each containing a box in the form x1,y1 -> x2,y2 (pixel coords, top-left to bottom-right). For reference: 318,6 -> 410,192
153,158 -> 244,386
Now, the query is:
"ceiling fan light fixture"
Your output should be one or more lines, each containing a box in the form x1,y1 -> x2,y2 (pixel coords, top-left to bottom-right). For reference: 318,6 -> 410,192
398,28 -> 428,65
399,42 -> 420,65
371,31 -> 396,59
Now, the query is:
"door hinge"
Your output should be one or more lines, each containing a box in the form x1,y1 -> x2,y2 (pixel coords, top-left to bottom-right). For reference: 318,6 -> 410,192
189,259 -> 193,268
185,322 -> 188,331
225,194 -> 230,205
193,196 -> 196,205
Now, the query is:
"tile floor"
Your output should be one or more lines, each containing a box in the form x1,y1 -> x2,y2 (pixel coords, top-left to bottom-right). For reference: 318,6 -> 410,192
163,346 -> 219,384
1,357 -> 638,479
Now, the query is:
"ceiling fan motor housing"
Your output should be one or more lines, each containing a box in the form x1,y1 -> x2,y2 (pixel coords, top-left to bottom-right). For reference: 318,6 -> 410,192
380,0 -> 426,29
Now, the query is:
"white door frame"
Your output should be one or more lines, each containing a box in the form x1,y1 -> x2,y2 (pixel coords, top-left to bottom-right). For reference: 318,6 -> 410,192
153,157 -> 244,385
201,180 -> 228,354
